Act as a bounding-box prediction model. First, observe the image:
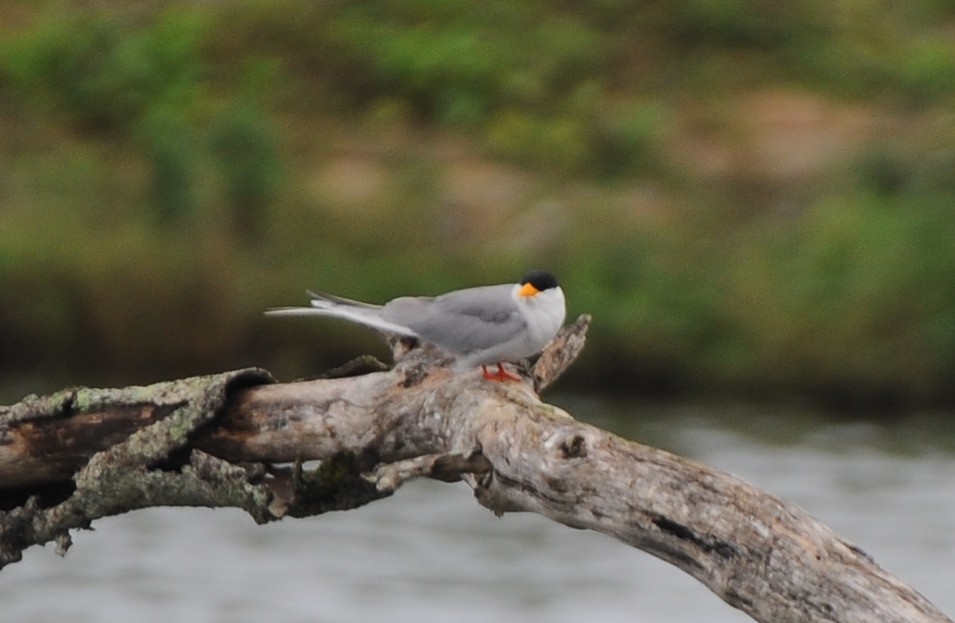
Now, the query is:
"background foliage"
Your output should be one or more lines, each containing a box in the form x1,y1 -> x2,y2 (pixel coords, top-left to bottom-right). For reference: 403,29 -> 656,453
2,0 -> 955,409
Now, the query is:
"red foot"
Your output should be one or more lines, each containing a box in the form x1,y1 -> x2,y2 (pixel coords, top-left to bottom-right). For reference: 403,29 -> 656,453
481,363 -> 522,382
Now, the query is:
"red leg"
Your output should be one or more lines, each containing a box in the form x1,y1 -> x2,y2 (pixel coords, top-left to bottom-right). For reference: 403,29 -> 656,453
482,363 -> 522,382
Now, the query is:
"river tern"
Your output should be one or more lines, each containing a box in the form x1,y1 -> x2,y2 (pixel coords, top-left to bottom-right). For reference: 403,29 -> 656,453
266,270 -> 566,381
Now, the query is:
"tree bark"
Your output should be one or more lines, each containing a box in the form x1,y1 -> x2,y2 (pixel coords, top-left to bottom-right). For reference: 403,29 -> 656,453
0,315 -> 949,623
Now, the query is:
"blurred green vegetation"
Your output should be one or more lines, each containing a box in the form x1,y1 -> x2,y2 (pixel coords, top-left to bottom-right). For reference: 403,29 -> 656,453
2,0 -> 955,409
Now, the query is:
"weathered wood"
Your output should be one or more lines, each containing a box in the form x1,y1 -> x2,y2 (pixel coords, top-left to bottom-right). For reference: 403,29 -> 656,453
0,316 -> 950,623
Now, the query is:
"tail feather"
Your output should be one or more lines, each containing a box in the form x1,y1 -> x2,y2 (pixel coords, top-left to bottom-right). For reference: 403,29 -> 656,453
266,291 -> 417,337
264,307 -> 336,317
306,290 -> 379,309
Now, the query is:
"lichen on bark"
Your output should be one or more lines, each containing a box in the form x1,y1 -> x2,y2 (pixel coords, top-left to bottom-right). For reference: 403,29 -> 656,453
0,367 -> 389,567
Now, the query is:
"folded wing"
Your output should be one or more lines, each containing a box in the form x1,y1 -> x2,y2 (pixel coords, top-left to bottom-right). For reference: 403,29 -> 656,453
383,285 -> 525,356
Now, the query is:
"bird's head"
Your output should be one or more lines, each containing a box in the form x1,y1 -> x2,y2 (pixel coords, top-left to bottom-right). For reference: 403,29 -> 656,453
517,270 -> 560,299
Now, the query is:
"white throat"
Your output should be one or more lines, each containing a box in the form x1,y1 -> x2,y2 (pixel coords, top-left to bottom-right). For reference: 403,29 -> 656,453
514,285 -> 566,351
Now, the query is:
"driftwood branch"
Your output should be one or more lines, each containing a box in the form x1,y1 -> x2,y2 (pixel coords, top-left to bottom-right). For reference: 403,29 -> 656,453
0,315 -> 950,623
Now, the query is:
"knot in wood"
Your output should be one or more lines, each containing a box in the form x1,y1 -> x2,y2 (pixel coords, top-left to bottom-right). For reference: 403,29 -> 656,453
546,428 -> 589,459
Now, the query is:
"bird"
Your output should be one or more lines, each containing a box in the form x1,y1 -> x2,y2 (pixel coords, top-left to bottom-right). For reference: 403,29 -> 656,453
266,270 -> 566,381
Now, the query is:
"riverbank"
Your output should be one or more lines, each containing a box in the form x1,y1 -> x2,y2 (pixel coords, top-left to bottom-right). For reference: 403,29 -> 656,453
2,1 -> 955,408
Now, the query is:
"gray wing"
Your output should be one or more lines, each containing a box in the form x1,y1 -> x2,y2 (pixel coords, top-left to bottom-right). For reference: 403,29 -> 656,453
382,284 -> 525,355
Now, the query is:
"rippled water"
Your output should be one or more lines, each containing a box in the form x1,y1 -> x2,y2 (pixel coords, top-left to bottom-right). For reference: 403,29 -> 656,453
2,400 -> 953,623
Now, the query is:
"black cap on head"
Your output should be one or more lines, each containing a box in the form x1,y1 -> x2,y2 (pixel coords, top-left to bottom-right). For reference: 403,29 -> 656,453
520,270 -> 559,291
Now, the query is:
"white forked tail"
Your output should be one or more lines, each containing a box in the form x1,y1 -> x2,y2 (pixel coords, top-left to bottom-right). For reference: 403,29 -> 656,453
265,292 -> 418,337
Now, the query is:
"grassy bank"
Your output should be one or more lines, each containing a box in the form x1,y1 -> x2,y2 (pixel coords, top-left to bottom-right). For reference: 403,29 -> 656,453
2,0 -> 955,409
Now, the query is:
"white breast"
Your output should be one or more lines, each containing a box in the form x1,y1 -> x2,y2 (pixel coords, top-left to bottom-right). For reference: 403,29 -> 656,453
518,286 -> 566,352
